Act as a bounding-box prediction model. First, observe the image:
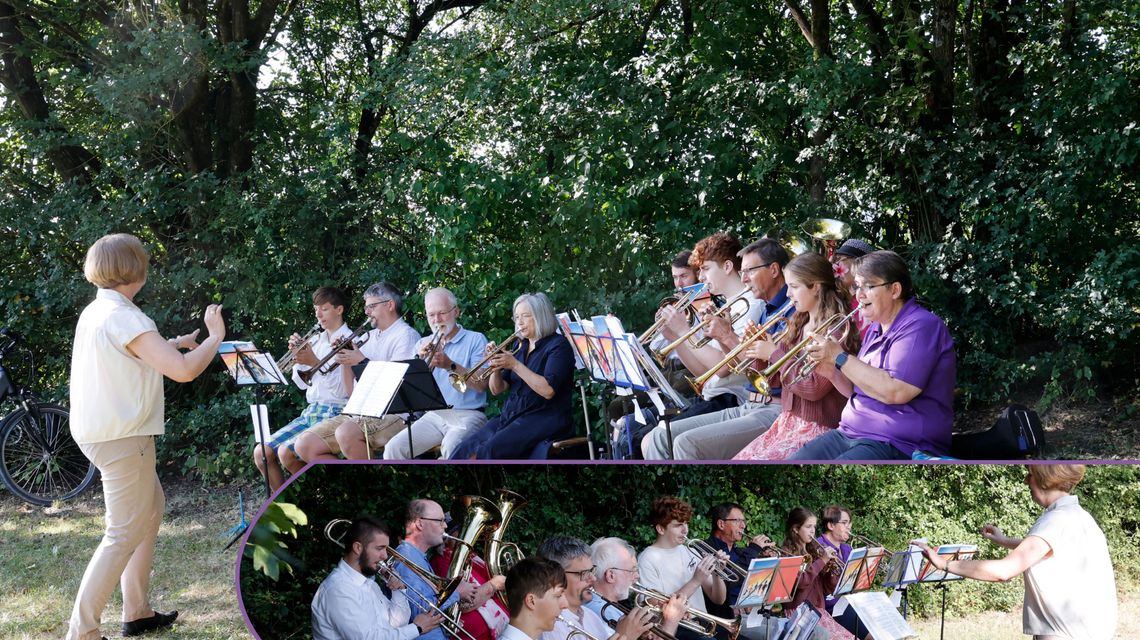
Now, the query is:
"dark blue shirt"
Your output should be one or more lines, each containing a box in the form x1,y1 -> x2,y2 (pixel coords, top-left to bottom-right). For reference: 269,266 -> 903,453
745,284 -> 795,396
498,333 -> 576,430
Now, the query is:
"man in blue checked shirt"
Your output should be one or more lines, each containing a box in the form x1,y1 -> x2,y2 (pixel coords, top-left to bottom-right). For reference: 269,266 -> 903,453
395,499 -> 480,640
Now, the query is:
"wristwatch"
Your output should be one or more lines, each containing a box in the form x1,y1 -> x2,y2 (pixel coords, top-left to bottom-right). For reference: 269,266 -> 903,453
834,352 -> 849,370
449,362 -> 457,372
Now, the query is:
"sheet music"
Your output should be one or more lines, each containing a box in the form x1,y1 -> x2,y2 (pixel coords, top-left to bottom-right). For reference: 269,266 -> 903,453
342,361 -> 409,418
841,592 -> 918,640
219,341 -> 286,385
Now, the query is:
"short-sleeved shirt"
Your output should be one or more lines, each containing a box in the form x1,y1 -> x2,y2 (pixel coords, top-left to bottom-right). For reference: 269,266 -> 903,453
837,298 -> 956,456
70,288 -> 164,444
414,324 -> 487,410
359,318 -> 421,364
638,544 -> 708,614
1023,495 -> 1117,640
291,323 -> 354,406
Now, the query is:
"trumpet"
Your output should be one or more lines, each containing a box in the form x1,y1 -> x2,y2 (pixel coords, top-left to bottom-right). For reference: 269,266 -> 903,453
629,583 -> 740,640
807,539 -> 842,578
750,306 -> 861,395
558,614 -> 602,640
684,301 -> 795,395
449,331 -> 524,393
653,289 -> 753,360
851,533 -> 893,553
275,323 -> 320,374
684,539 -> 749,583
298,320 -> 372,385
420,328 -> 447,368
593,589 -> 678,640
638,285 -> 705,345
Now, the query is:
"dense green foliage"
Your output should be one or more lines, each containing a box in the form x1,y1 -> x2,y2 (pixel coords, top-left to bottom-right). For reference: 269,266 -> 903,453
2,1 -> 1139,478
238,463 -> 1140,638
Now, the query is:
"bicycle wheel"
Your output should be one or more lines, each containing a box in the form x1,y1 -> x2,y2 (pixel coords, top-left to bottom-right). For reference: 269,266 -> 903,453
0,403 -> 97,506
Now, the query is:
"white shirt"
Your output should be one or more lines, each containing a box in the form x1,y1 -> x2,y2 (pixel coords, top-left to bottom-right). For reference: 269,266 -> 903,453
70,289 -> 164,444
638,544 -> 707,613
502,624 -> 537,640
359,318 -> 421,363
292,323 -> 354,405
1022,495 -> 1117,640
538,605 -> 614,640
312,559 -> 419,640
700,291 -> 762,403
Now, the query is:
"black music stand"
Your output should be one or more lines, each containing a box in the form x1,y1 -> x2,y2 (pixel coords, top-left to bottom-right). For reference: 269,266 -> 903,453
385,359 -> 450,459
221,343 -> 286,515
916,545 -> 975,640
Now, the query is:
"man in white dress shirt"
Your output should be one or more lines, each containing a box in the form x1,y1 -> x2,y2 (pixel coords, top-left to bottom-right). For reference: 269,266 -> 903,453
537,536 -> 655,640
312,516 -> 443,640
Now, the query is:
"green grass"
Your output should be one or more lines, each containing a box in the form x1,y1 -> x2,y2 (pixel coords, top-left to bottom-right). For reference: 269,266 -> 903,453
0,478 -> 257,640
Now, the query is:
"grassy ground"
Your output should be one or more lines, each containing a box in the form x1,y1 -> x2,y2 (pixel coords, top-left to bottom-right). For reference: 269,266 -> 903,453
0,477 -> 257,640
3,475 -> 1138,639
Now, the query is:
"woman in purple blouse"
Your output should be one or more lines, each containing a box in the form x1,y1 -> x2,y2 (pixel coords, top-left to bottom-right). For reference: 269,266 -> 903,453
790,250 -> 955,460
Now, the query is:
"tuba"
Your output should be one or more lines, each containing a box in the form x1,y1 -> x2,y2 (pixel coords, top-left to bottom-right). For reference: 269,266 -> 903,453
801,218 -> 851,258
486,489 -> 527,581
444,495 -> 503,617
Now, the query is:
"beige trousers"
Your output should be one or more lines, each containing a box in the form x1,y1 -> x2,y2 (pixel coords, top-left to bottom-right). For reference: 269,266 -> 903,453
67,436 -> 165,640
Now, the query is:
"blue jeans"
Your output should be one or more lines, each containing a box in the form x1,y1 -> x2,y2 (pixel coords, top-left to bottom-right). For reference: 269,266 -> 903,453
788,429 -> 909,461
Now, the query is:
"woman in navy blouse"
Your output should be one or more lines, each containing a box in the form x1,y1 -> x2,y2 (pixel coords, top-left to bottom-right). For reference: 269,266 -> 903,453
449,292 -> 575,459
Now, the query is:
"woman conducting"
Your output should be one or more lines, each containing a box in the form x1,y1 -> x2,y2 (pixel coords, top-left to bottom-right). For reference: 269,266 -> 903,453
68,233 -> 225,639
917,464 -> 1117,640
790,250 -> 955,460
448,292 -> 575,459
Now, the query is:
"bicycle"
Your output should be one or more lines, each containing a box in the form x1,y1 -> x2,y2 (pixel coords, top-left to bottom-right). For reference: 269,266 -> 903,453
0,327 -> 96,506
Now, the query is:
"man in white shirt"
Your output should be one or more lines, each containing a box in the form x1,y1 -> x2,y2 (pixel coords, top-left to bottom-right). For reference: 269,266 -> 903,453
293,281 -> 421,462
537,536 -> 655,640
312,516 -> 443,640
254,286 -> 353,491
502,557 -> 569,640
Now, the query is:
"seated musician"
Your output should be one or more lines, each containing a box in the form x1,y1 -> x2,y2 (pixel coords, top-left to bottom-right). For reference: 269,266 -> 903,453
448,293 -> 576,460
292,282 -> 420,463
779,507 -> 852,640
311,516 -> 444,640
792,250 -> 956,460
254,286 -> 352,491
829,239 -> 874,339
429,518 -> 509,640
537,536 -> 655,640
395,499 -> 480,640
642,237 -> 790,460
734,253 -> 860,460
637,496 -> 727,638
385,288 -> 489,459
586,537 -> 686,634
503,558 -> 569,640
814,505 -> 862,634
701,504 -> 778,625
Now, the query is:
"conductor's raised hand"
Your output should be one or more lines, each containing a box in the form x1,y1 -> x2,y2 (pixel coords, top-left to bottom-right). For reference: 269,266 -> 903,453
203,304 -> 225,339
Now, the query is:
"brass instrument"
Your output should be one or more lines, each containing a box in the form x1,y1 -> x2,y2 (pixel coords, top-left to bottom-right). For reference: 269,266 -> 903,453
751,306 -> 861,395
801,218 -> 851,258
684,539 -> 749,583
384,544 -> 465,607
322,519 -> 476,640
630,583 -> 740,640
766,228 -> 812,257
275,323 -> 320,374
445,495 -> 503,617
638,285 -> 705,345
653,289 -> 753,362
486,489 -> 527,583
593,589 -> 679,640
298,320 -> 372,384
421,328 -> 447,368
684,300 -> 796,395
851,533 -> 893,552
558,614 -> 602,640
449,331 -> 524,393
807,539 -> 842,578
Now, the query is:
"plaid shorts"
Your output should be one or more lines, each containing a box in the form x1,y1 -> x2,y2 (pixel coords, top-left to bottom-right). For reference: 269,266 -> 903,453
267,402 -> 343,449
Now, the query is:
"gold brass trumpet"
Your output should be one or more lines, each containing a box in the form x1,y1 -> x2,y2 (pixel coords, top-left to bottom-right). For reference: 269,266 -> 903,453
639,286 -> 705,345
298,320 -> 372,384
684,539 -> 750,583
653,289 -> 753,362
449,331 -> 525,392
593,588 -> 679,640
275,323 -> 321,374
558,614 -> 602,640
684,302 -> 796,395
751,306 -> 861,395
630,583 -> 741,640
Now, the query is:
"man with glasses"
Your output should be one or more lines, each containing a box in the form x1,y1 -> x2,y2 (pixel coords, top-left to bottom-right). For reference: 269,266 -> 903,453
537,536 -> 655,640
396,499 -> 480,640
384,288 -> 489,459
588,538 -> 686,634
642,238 -> 792,460
292,281 -> 421,463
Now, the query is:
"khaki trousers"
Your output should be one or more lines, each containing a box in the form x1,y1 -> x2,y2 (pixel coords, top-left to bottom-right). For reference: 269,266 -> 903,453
67,436 -> 165,640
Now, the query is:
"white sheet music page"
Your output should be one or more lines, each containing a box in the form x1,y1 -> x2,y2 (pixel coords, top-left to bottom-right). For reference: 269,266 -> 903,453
342,361 -> 410,418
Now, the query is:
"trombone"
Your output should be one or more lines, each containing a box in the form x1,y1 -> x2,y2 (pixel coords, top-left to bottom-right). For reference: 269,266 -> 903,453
684,302 -> 794,395
275,323 -> 320,374
629,583 -> 740,640
750,305 -> 861,395
449,331 -> 524,392
653,289 -> 753,361
684,539 -> 749,583
639,286 -> 705,345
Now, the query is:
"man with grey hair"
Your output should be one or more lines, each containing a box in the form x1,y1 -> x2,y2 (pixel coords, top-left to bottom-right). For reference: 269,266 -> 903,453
384,287 -> 490,459
291,281 -> 421,463
588,538 -> 686,634
537,536 -> 655,640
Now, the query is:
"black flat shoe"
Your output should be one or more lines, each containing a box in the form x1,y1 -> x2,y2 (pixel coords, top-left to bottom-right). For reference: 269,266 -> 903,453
122,610 -> 178,636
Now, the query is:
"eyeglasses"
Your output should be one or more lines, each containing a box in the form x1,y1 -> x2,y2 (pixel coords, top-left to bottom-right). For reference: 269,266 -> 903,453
364,298 -> 391,313
852,282 -> 895,294
609,566 -> 640,574
513,312 -> 534,323
427,306 -> 457,319
721,518 -> 746,524
739,263 -> 773,277
565,566 -> 596,580
419,516 -> 447,524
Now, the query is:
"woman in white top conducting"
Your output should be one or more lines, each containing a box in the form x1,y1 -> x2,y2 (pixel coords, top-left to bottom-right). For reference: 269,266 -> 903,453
67,233 -> 225,640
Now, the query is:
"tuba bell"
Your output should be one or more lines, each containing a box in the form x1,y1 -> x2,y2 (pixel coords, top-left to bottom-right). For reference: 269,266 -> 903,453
445,495 -> 503,617
486,489 -> 528,581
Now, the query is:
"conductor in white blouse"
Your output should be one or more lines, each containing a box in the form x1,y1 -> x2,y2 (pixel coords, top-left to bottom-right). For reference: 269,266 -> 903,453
312,517 -> 445,640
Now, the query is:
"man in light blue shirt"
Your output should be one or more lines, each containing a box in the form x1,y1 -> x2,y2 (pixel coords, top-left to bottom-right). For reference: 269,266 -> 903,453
312,516 -> 443,640
385,288 -> 489,459
395,500 -> 479,640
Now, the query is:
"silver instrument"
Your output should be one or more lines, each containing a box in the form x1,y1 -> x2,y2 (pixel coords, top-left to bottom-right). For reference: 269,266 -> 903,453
421,328 -> 447,368
629,582 -> 740,639
684,538 -> 749,582
558,614 -> 602,640
275,323 -> 320,374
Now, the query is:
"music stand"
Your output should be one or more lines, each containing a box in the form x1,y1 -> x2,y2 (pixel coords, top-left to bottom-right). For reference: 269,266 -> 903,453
219,342 -> 286,511
340,359 -> 448,460
915,544 -> 976,640
385,359 -> 450,459
830,545 -> 888,639
737,556 -> 805,640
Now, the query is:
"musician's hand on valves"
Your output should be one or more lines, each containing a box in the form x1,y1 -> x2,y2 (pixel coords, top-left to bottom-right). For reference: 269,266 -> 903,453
334,343 -> 366,366
750,534 -> 776,551
693,552 -> 719,581
805,332 -> 843,377
413,611 -> 444,634
385,572 -> 406,591
659,305 -> 687,340
457,578 -> 479,603
291,333 -> 318,366
704,312 -> 734,345
429,350 -> 453,371
613,605 -> 655,640
659,593 -> 687,628
489,350 -> 519,374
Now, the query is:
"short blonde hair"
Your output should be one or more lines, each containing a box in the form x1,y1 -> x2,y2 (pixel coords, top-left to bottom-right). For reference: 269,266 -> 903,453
84,234 -> 149,289
1028,464 -> 1086,493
